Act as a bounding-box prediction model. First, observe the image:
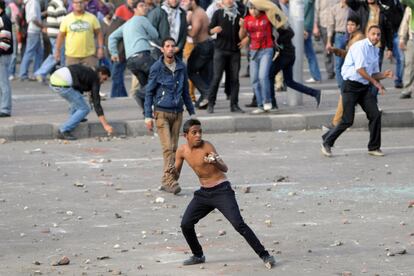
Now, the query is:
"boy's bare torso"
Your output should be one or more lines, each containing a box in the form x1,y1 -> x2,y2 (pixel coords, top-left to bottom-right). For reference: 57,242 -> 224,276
179,141 -> 227,188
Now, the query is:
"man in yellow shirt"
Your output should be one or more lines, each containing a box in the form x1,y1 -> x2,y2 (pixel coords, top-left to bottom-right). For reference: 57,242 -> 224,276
54,0 -> 104,67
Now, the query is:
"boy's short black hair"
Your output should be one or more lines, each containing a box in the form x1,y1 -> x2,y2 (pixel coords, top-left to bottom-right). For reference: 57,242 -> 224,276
347,14 -> 360,27
0,0 -> 5,11
162,37 -> 176,47
183,119 -> 201,133
97,65 -> 111,78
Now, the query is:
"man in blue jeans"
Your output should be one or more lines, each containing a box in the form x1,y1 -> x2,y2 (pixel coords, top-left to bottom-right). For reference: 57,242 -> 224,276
169,119 -> 276,269
18,0 -> 43,80
0,0 -> 13,117
49,64 -> 113,140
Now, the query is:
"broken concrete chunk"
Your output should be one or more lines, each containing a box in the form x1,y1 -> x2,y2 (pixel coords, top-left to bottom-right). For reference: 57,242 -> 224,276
218,230 -> 226,236
52,256 -> 70,266
97,256 -> 110,260
330,241 -> 343,247
386,248 -> 407,256
242,186 -> 251,193
74,181 -> 85,188
115,213 -> 122,219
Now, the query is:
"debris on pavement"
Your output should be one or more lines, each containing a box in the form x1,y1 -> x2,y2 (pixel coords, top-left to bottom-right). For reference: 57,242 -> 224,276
52,256 -> 70,266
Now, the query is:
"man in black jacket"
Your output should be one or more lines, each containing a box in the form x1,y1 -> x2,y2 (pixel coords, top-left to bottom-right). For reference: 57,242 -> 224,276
346,0 -> 394,68
206,0 -> 245,114
49,64 -> 113,140
147,0 -> 187,58
0,0 -> 13,117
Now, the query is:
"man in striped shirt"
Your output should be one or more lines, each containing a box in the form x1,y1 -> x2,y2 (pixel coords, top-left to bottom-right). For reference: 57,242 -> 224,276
34,0 -> 67,83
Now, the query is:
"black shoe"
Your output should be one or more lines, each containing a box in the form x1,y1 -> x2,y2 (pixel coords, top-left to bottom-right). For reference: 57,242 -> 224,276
262,255 -> 276,269
245,101 -> 257,108
395,83 -> 403,89
57,130 -> 77,140
230,104 -> 245,113
0,113 -> 11,117
183,255 -> 205,266
207,104 -> 214,114
328,73 -> 335,80
80,118 -> 88,123
321,143 -> 332,157
315,90 -> 321,108
400,93 -> 411,99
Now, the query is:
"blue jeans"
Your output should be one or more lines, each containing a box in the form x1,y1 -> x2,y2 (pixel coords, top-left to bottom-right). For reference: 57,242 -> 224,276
304,33 -> 321,81
51,86 -> 90,132
0,55 -> 12,114
8,25 -> 18,77
250,48 -> 273,106
111,61 -> 127,97
392,33 -> 404,86
19,32 -> 43,79
334,32 -> 347,88
34,38 -> 65,79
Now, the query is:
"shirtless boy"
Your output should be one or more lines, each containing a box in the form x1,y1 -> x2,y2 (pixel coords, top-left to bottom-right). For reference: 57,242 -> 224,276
169,119 -> 276,268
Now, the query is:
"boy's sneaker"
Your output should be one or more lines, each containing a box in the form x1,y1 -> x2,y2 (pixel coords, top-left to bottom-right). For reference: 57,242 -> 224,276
183,255 -> 205,266
262,255 -> 276,269
368,149 -> 384,157
321,143 -> 332,157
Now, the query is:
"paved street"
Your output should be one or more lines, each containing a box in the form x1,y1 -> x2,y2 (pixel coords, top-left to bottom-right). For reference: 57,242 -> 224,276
1,128 -> 413,275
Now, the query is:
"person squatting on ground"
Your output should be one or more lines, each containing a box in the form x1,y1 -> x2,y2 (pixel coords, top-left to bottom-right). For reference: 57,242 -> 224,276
321,25 -> 394,157
0,0 -> 13,117
109,0 -> 158,111
144,37 -> 195,195
49,64 -> 113,140
168,119 -> 276,268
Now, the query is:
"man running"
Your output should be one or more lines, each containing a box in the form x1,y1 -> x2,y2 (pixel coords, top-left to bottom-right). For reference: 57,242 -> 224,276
169,118 -> 276,269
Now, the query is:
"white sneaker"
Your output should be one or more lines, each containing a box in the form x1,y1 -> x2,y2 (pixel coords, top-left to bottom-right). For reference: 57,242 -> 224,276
305,77 -> 320,83
8,75 -> 15,81
263,103 -> 272,111
251,108 -> 266,114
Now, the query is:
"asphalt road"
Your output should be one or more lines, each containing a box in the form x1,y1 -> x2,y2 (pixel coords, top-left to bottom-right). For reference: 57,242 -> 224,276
1,128 -> 413,275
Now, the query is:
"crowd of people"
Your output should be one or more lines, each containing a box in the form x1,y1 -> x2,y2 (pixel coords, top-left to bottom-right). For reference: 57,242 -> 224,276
0,0 -> 412,118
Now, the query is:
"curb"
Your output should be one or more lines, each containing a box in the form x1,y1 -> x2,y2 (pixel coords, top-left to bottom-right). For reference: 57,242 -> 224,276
1,110 -> 413,142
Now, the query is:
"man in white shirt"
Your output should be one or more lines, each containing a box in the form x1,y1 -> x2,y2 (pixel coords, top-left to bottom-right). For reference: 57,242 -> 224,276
321,25 -> 393,157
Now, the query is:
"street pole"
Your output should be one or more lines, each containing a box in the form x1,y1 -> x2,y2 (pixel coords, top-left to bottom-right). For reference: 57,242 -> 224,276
288,0 -> 304,106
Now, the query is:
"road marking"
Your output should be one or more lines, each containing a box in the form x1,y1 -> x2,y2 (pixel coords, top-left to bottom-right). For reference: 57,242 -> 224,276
117,181 -> 299,194
55,157 -> 163,165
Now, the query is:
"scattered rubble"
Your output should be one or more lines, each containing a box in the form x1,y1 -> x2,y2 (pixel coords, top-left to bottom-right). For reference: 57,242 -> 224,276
52,256 -> 70,266
242,186 -> 251,193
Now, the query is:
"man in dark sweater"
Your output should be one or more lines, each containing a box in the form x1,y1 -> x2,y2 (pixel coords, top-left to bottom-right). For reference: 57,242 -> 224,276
0,0 -> 13,117
206,0 -> 245,114
49,64 -> 113,140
